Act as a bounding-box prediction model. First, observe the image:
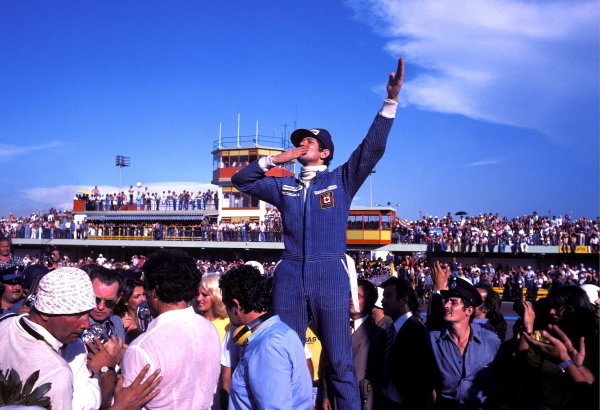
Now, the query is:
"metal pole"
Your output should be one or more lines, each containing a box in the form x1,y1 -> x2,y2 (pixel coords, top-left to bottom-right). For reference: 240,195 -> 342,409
219,122 -> 222,148
237,114 -> 240,147
369,174 -> 373,207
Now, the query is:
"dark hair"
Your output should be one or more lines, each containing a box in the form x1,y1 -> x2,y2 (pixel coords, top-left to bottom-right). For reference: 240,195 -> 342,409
317,140 -> 331,166
476,285 -> 501,313
219,264 -> 271,314
357,279 -> 377,311
0,236 -> 11,245
142,249 -> 201,304
546,285 -> 597,340
381,277 -> 420,316
81,264 -> 123,295
114,278 -> 144,317
477,285 -> 507,340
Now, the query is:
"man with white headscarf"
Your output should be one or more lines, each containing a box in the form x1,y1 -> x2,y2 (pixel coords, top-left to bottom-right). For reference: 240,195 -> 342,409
0,267 -> 161,410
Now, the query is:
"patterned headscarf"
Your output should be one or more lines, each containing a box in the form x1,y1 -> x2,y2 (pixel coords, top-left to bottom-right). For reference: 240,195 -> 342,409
34,267 -> 96,314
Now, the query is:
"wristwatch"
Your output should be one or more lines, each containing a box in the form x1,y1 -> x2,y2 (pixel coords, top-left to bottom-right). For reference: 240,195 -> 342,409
557,359 -> 574,373
99,365 -> 116,374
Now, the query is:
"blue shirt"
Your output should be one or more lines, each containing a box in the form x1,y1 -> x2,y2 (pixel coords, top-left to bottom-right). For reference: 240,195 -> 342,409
430,324 -> 500,405
229,315 -> 312,410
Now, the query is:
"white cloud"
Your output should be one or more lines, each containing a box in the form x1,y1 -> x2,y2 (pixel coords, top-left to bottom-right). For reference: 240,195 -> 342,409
464,158 -> 502,167
0,142 -> 64,159
22,181 -> 218,212
349,0 -> 599,147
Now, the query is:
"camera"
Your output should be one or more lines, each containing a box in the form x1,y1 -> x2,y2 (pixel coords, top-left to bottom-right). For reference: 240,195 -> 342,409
135,301 -> 153,332
82,323 -> 108,344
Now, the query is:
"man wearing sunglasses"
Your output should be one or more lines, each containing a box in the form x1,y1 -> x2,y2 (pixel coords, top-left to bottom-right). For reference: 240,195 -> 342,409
48,249 -> 64,270
83,265 -> 126,341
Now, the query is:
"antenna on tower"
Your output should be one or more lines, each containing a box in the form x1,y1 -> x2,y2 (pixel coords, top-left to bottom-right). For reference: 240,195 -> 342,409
218,122 -> 222,148
237,114 -> 241,147
255,120 -> 259,146
282,122 -> 290,147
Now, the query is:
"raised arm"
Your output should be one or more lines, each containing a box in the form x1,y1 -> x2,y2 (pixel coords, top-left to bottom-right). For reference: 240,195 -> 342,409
340,57 -> 405,196
387,57 -> 404,102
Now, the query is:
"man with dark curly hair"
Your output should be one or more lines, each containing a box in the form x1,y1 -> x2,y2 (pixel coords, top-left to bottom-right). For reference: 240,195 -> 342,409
219,264 -> 312,410
122,249 -> 221,409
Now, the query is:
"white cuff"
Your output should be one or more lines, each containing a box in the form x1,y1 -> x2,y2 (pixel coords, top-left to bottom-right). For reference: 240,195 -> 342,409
258,155 -> 276,172
379,99 -> 398,119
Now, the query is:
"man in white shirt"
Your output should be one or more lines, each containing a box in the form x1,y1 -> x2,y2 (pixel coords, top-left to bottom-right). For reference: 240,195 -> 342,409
0,267 -> 160,410
122,249 -> 221,409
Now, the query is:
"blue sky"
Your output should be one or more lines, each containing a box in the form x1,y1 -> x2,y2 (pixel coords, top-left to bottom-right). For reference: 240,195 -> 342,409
1,0 -> 598,221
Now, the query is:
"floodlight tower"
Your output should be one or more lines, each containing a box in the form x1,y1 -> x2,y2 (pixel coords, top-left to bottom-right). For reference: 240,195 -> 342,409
115,155 -> 130,189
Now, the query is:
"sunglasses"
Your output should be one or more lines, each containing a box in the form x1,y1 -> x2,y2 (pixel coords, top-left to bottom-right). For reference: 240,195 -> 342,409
95,297 -> 118,309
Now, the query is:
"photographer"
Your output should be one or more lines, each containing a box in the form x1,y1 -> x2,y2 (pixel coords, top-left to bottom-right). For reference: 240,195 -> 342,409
47,249 -> 64,270
515,286 -> 598,409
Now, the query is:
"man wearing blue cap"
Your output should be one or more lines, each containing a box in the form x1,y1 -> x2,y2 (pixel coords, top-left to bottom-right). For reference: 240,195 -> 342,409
232,58 -> 404,409
0,266 -> 25,316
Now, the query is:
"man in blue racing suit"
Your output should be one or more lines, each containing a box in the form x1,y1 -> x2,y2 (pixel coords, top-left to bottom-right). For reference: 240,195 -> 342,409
232,58 -> 404,409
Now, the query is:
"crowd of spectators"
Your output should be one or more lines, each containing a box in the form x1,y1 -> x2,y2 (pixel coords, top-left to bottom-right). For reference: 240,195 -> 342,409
76,185 -> 219,211
1,209 -> 598,255
14,246 -> 598,305
11,251 -> 278,279
394,212 -> 599,254
2,237 -> 598,408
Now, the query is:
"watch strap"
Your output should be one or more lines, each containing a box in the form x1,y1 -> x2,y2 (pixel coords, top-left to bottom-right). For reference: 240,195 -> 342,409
557,359 -> 574,372
100,365 -> 116,374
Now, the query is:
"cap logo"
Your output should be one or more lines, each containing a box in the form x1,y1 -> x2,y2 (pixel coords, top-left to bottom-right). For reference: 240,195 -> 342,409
310,129 -> 319,135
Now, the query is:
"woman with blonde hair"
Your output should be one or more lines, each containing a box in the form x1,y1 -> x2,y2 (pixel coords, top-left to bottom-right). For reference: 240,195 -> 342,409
196,274 -> 230,341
